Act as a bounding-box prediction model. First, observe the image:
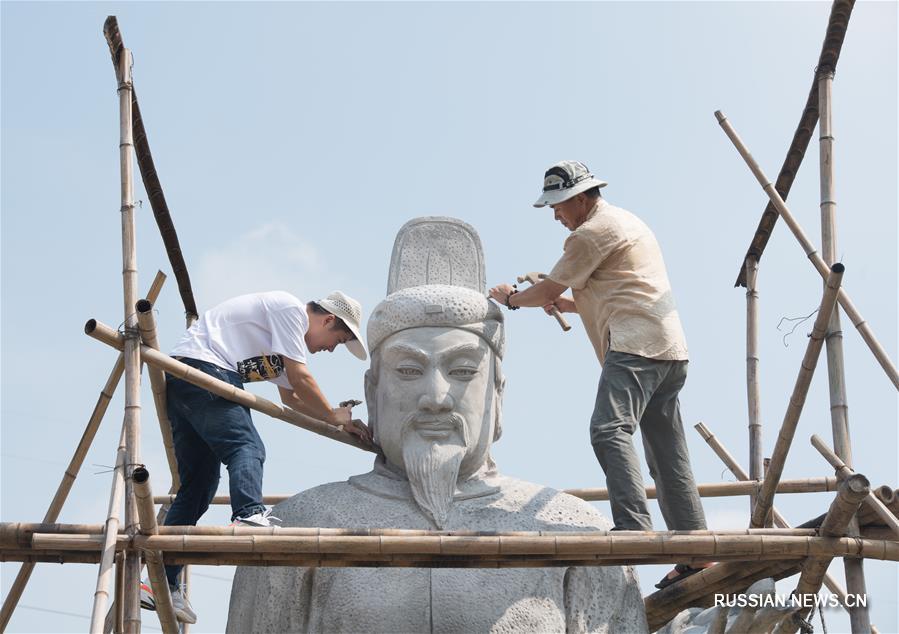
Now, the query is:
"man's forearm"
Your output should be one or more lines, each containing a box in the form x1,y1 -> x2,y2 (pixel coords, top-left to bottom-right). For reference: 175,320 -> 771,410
509,279 -> 566,308
285,376 -> 334,423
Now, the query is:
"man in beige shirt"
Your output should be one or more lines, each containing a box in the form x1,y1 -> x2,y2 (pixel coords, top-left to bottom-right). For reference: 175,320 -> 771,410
489,160 -> 708,589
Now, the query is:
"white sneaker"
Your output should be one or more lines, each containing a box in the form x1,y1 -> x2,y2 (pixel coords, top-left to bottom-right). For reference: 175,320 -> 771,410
231,508 -> 281,527
139,581 -> 156,611
170,586 -> 197,625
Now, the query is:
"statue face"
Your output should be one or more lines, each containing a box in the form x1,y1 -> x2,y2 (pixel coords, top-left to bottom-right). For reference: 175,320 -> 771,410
370,327 -> 497,526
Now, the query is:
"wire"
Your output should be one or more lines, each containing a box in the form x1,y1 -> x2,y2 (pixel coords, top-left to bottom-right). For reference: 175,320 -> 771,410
777,308 -> 818,347
16,604 -> 161,631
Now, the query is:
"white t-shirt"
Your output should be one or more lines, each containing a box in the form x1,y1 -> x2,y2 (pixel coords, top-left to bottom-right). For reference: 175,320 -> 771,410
170,291 -> 309,389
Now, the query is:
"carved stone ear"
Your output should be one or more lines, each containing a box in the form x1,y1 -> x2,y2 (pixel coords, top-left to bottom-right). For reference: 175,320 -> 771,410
364,369 -> 378,440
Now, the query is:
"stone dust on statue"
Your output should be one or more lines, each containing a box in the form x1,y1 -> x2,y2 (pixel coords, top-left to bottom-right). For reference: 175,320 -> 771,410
227,217 -> 648,633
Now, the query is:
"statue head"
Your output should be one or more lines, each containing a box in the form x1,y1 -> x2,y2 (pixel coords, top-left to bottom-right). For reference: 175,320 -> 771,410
364,284 -> 505,527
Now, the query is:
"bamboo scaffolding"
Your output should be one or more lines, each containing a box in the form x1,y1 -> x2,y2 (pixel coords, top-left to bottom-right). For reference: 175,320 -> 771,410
132,468 -> 178,633
716,109 -> 899,390
114,552 -> 124,634
788,474 -> 869,633
745,256 -> 763,511
750,264 -> 844,528
857,487 -> 899,526
84,318 -> 375,452
89,425 -> 128,634
0,273 -> 165,632
811,435 -> 899,538
694,422 -> 868,622
818,69 -> 871,634
135,299 -> 179,490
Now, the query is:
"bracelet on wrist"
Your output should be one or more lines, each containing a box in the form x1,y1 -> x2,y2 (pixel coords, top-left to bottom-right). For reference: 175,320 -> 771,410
505,288 -> 520,311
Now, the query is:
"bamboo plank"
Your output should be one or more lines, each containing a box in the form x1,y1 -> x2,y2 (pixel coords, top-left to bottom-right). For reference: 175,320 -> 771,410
750,264 -> 844,528
717,110 -> 899,390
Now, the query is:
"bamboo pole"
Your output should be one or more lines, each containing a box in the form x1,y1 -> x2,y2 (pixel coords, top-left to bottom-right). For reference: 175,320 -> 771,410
715,110 -> 899,390
114,552 -> 125,634
811,435 -> 899,538
818,70 -> 871,634
114,43 -> 143,634
788,474 -> 869,633
135,299 -> 179,489
0,272 -> 165,632
84,318 -> 375,452
750,264 -> 844,528
858,487 -> 898,526
745,257 -> 763,512
29,532 -> 899,562
89,425 -> 128,633
132,468 -> 178,633
693,422 -> 863,620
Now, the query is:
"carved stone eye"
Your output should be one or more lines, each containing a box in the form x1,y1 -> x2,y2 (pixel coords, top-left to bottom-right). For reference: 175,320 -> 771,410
449,367 -> 477,378
396,366 -> 423,377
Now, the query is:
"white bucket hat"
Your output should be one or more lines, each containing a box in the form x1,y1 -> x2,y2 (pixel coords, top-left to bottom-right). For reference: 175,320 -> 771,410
533,160 -> 607,208
317,290 -> 368,360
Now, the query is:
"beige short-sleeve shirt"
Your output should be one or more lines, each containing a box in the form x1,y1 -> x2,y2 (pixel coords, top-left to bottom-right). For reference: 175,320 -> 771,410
546,199 -> 688,365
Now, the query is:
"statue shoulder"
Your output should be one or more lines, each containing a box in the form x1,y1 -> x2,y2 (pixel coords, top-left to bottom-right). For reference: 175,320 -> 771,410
271,479 -> 360,526
488,475 -> 612,531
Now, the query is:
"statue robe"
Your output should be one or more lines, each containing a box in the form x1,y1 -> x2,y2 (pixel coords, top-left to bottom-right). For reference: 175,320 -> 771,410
227,464 -> 648,633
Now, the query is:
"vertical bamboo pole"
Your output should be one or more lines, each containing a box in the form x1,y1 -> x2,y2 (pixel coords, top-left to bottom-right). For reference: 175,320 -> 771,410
818,70 -> 871,634
750,264 -> 844,528
133,468 -> 179,632
715,110 -> 899,390
114,552 -> 125,633
0,277 -> 166,632
90,426 -> 128,633
114,46 -> 143,634
745,256 -> 762,512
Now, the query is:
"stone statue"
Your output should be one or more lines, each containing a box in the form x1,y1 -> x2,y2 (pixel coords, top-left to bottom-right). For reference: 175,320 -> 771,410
227,217 -> 648,633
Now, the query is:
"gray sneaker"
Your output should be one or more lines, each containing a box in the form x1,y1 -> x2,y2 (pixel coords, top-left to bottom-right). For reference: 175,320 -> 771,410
170,586 -> 197,624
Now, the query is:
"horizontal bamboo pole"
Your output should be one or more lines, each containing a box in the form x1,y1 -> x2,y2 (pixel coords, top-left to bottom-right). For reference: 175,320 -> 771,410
751,264 -> 845,528
2,522 -> 827,545
811,435 -> 899,538
149,477 -> 839,507
29,532 -> 899,563
694,422 -> 860,619
0,272 -> 166,632
715,110 -> 899,390
84,318 -> 374,453
132,468 -> 178,633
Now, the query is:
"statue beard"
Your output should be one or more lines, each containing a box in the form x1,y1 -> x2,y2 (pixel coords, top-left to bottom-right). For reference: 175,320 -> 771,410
401,413 -> 470,529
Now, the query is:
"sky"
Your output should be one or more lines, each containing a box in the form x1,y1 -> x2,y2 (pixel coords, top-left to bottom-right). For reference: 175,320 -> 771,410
1,1 -> 896,632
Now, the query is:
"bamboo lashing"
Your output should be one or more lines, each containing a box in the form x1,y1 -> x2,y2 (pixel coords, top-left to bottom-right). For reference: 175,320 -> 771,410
84,318 -> 376,453
694,422 -> 866,621
811,435 -> 899,538
716,109 -> 899,390
132,468 -> 178,633
135,298 -> 179,489
745,256 -> 763,511
89,425 -> 128,633
0,272 -> 166,631
750,263 -> 844,528
787,474 -> 869,633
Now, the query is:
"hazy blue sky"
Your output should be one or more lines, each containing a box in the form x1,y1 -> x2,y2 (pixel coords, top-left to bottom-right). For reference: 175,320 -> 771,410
2,2 -> 896,632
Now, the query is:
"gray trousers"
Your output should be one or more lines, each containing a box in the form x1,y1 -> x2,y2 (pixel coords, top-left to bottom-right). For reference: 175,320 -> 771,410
590,350 -> 707,531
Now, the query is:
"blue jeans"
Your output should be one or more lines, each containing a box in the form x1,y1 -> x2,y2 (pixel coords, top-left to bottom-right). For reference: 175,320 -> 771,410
590,351 -> 706,532
163,358 -> 266,586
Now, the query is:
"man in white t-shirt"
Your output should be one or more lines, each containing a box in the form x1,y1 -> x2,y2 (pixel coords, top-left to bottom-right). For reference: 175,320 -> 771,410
142,290 -> 370,623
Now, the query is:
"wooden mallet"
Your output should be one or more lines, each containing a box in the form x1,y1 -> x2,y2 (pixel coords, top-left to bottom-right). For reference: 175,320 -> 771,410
516,272 -> 572,332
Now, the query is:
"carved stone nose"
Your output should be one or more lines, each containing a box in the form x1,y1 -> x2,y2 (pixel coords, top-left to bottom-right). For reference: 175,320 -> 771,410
418,374 -> 454,412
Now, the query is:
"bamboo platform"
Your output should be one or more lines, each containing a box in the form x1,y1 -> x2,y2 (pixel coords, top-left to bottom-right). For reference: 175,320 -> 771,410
1,6 -> 897,634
